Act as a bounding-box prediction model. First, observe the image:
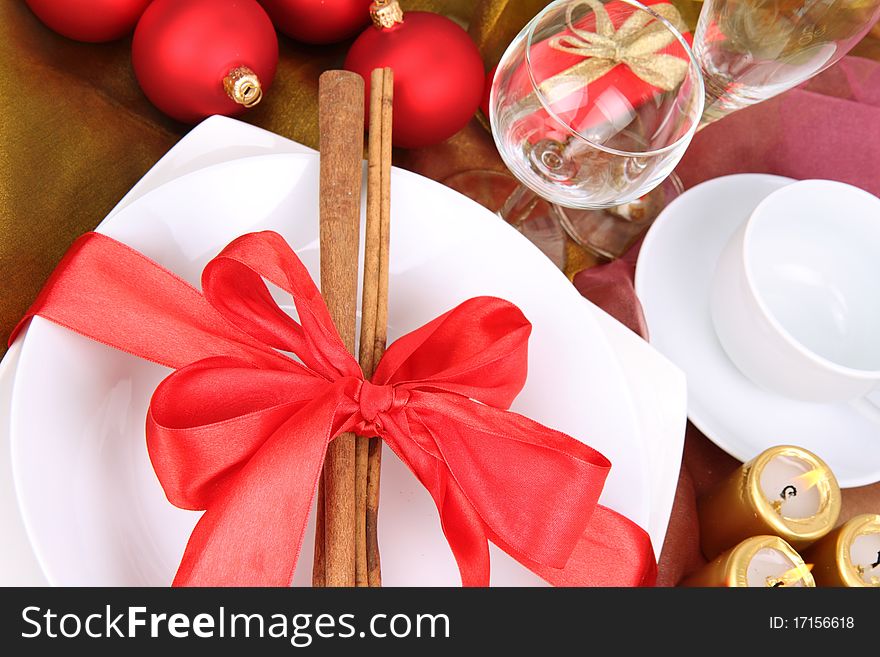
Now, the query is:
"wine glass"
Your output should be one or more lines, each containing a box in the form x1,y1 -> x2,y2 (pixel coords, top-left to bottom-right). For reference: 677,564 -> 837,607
557,0 -> 880,257
697,0 -> 880,124
446,0 -> 704,265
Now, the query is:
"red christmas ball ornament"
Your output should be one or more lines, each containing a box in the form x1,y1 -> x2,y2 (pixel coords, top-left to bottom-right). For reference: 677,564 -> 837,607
132,0 -> 278,124
25,0 -> 153,42
344,0 -> 485,149
259,0 -> 372,44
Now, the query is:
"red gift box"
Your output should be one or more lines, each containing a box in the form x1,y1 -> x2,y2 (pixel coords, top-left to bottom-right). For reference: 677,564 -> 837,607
503,0 -> 694,144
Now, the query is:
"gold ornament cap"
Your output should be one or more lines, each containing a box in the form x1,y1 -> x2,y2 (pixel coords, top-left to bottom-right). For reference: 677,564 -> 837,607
223,66 -> 263,108
370,0 -> 404,29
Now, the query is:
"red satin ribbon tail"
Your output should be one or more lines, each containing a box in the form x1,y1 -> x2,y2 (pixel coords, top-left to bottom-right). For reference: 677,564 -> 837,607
404,395 -> 610,569
506,505 -> 658,587
8,232 -> 288,370
436,481 -> 494,587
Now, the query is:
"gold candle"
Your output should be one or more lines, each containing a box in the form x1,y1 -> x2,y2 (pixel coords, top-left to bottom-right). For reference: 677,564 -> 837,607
682,536 -> 816,587
801,514 -> 880,587
698,445 -> 841,559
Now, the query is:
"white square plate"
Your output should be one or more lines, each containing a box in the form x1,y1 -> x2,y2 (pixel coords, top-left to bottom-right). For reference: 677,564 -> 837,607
4,118 -> 686,585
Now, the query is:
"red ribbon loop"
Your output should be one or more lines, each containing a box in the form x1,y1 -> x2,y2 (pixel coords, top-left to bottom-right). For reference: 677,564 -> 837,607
11,230 -> 657,587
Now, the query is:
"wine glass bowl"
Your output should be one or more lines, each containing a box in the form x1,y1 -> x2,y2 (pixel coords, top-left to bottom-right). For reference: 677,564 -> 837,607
489,0 -> 705,210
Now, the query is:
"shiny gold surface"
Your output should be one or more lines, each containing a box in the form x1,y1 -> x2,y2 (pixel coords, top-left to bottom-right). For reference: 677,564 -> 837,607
223,67 -> 263,108
698,446 -> 841,559
747,446 -> 842,544
371,0 -> 406,28
803,513 -> 880,587
682,535 -> 816,587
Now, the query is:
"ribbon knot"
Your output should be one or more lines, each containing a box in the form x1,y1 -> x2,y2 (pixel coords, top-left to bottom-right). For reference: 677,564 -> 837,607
354,380 -> 404,435
544,0 -> 690,96
11,229 -> 657,587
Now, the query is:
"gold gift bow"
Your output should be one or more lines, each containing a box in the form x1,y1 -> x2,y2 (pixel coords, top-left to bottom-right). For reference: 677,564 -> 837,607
538,0 -> 691,107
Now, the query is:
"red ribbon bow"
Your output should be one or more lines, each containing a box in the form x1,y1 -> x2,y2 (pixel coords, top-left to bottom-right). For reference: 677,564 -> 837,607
12,230 -> 656,587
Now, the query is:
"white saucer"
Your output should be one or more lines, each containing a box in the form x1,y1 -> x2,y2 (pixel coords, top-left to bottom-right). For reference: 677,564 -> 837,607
636,174 -> 880,488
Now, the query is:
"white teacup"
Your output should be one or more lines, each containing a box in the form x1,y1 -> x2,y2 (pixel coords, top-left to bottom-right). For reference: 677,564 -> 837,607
710,179 -> 880,403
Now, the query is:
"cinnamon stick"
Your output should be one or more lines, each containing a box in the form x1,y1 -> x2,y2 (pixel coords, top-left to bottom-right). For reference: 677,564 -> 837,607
360,67 -> 393,588
312,478 -> 326,587
354,71 -> 382,587
315,70 -> 364,588
355,68 -> 387,587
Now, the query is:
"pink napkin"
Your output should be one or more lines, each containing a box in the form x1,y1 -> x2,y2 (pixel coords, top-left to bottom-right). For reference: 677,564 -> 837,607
677,56 -> 880,196
573,239 -> 648,339
576,56 -> 880,332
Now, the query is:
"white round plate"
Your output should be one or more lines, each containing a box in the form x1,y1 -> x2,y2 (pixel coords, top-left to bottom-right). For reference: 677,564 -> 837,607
11,152 -> 656,586
636,173 -> 880,487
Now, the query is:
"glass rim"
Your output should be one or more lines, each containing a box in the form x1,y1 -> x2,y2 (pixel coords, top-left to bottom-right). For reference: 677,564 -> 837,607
523,0 -> 706,158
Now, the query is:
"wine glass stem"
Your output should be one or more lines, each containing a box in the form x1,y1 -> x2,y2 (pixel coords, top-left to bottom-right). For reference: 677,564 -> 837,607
498,183 -> 540,228
698,70 -> 735,129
